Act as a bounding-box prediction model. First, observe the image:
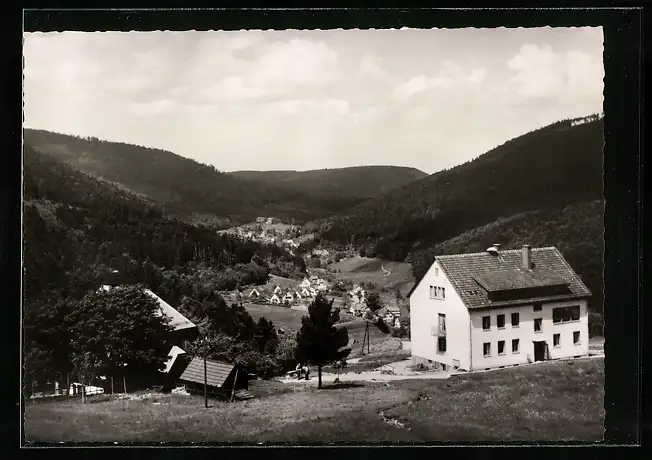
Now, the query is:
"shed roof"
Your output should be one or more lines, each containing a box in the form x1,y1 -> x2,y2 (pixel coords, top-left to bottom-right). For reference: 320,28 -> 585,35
409,247 -> 591,310
179,358 -> 236,388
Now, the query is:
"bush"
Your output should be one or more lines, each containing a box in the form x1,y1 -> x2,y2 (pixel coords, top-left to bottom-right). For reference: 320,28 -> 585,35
390,325 -> 409,338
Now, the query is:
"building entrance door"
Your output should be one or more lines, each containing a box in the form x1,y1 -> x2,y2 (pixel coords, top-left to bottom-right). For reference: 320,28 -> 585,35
533,341 -> 547,362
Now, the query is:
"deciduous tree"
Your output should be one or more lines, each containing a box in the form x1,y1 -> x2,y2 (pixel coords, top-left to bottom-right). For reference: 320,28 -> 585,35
68,285 -> 174,385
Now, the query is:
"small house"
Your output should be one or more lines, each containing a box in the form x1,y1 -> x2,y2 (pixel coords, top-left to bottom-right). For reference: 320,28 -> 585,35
160,345 -> 191,390
178,358 -> 248,398
269,294 -> 281,305
383,306 -> 401,324
301,288 -> 312,298
273,286 -> 282,294
249,288 -> 261,299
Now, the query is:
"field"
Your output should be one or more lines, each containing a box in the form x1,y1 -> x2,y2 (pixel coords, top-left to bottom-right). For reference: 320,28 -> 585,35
243,303 -> 307,331
24,358 -> 604,443
329,256 -> 415,296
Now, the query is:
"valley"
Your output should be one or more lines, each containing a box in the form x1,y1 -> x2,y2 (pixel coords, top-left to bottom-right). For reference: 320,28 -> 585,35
22,113 -> 605,443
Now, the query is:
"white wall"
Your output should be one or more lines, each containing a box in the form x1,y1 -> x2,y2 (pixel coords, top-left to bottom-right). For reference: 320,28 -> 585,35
469,299 -> 589,371
409,260 -> 471,370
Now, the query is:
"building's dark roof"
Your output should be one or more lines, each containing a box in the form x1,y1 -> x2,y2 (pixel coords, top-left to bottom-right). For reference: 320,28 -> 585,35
179,358 -> 236,388
473,267 -> 569,292
409,247 -> 591,310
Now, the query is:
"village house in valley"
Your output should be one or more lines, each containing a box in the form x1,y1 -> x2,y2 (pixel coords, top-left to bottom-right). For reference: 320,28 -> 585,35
408,245 -> 591,371
100,285 -> 198,348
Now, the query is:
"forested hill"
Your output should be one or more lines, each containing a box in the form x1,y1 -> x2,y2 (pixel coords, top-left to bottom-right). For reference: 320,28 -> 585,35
319,114 -> 604,261
24,130 -> 424,224
228,166 -> 427,201
23,145 -> 305,306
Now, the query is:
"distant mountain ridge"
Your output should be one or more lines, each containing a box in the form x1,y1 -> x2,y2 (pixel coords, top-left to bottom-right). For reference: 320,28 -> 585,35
23,129 -> 427,224
229,166 -> 428,201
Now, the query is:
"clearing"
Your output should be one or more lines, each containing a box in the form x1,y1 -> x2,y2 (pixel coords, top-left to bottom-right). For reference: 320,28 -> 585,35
24,357 -> 604,443
243,303 -> 307,331
329,256 -> 415,295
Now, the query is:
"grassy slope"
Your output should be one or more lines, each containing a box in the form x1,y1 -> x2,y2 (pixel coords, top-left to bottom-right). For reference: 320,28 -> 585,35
24,358 -> 603,442
329,256 -> 415,295
243,303 -> 307,331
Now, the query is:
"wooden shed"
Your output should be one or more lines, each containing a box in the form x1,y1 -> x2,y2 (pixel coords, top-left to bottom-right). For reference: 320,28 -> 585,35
178,358 -> 249,399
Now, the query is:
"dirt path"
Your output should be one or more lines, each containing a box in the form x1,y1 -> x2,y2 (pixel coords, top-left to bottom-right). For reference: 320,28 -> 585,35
279,359 -> 450,384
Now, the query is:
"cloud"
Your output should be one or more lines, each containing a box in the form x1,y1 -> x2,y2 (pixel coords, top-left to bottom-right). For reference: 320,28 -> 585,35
507,44 -> 603,101
130,99 -> 173,117
359,53 -> 390,81
393,61 -> 488,101
265,98 -> 349,117
468,68 -> 486,84
394,75 -> 452,100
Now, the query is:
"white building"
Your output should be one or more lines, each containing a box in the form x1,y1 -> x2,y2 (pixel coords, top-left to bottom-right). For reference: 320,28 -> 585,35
408,245 -> 591,372
269,294 -> 281,305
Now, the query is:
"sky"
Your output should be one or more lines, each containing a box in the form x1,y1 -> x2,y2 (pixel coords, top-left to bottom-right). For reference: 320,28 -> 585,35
23,27 -> 604,174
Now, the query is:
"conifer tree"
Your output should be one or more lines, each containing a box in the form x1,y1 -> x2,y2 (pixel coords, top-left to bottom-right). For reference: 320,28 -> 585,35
295,293 -> 350,389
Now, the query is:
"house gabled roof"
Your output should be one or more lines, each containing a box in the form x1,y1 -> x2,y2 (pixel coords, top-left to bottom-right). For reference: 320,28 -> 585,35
146,289 -> 197,332
161,346 -> 187,374
408,247 -> 591,310
179,358 -> 237,389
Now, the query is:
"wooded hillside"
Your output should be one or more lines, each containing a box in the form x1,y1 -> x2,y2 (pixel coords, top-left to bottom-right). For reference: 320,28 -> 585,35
318,116 -> 604,319
24,130 -> 426,224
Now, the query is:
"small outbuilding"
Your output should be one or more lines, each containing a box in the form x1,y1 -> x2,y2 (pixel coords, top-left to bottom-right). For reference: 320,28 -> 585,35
178,358 -> 249,399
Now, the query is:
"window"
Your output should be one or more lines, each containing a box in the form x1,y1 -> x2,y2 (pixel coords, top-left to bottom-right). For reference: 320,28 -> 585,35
482,316 -> 491,330
497,314 -> 505,329
573,331 -> 581,345
438,313 -> 446,333
533,303 -> 542,312
511,312 -> 520,327
534,318 -> 542,332
430,286 -> 445,300
553,333 -> 561,347
553,305 -> 581,323
437,337 -> 447,353
512,339 -> 520,353
498,340 -> 505,355
434,267 -> 439,276
483,342 -> 491,357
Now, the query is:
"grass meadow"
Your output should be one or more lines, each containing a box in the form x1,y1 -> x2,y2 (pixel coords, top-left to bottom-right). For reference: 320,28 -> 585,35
24,357 -> 604,443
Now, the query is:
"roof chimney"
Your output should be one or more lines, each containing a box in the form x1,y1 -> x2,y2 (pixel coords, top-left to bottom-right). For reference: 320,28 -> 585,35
522,245 -> 532,269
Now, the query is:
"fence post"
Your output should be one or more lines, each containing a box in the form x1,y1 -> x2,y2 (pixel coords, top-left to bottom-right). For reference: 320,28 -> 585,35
123,375 -> 127,394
